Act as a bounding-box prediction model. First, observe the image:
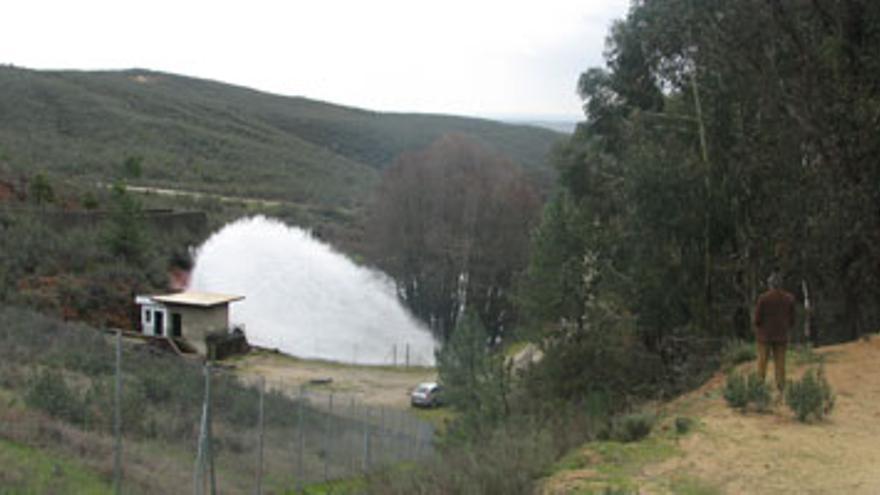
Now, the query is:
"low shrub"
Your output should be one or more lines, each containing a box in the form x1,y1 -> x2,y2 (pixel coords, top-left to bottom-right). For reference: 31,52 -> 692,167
611,412 -> 655,443
746,373 -> 772,413
785,366 -> 835,422
789,344 -> 825,366
720,340 -> 756,370
723,371 -> 771,413
674,416 -> 694,435
722,372 -> 748,410
24,369 -> 83,424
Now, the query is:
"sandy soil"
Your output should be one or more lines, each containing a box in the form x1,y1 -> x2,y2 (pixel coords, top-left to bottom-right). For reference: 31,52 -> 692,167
227,350 -> 437,410
542,336 -> 880,494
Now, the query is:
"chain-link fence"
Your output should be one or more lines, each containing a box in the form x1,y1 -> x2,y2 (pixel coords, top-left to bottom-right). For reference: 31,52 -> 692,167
0,311 -> 435,494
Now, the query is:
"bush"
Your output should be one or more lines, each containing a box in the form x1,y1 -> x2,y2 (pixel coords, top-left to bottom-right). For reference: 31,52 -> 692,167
366,409 -> 594,495
611,412 -> 655,443
82,377 -> 148,436
746,373 -> 772,413
722,372 -> 748,410
723,371 -> 772,413
785,367 -> 835,422
720,340 -> 756,370
674,416 -> 693,435
24,369 -> 83,424
789,344 -> 825,366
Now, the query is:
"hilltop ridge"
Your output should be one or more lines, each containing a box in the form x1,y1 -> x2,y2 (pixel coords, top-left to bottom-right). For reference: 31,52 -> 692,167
0,66 -> 562,206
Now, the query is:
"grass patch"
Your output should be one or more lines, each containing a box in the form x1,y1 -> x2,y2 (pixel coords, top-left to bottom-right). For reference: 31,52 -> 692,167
668,475 -> 723,495
591,437 -> 679,478
0,439 -> 111,494
549,435 -> 680,493
299,477 -> 366,494
410,406 -> 457,433
788,344 -> 826,366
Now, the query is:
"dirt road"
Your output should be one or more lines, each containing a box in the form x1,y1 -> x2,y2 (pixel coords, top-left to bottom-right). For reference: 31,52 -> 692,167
541,336 -> 880,494
228,350 -> 437,410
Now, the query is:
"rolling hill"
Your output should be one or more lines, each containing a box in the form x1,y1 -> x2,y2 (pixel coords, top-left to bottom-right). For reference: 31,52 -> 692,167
0,66 -> 564,207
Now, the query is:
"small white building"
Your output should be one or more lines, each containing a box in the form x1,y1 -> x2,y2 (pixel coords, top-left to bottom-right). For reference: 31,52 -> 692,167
135,291 -> 244,355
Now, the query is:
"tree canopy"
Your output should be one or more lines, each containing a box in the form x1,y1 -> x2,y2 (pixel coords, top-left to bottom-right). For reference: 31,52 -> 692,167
367,134 -> 540,342
520,0 -> 880,401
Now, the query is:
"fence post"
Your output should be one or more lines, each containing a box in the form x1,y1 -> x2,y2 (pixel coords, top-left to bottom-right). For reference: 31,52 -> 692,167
350,397 -> 357,475
193,360 -> 216,495
255,376 -> 265,495
295,385 -> 305,493
362,407 -> 370,473
113,329 -> 122,495
323,393 -> 333,481
379,406 -> 386,466
206,362 -> 217,495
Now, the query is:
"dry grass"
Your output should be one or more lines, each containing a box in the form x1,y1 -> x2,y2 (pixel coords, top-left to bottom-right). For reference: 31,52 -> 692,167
541,336 -> 880,494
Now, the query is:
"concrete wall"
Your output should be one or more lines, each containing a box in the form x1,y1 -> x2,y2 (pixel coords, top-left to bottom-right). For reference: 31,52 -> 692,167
165,304 -> 230,355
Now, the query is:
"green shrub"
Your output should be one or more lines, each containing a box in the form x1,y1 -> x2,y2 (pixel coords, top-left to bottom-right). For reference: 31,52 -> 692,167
24,369 -> 83,424
745,373 -> 772,413
723,371 -> 772,413
720,340 -> 756,370
82,377 -> 148,436
674,416 -> 694,435
612,412 -> 655,443
789,344 -> 825,366
722,372 -> 748,410
785,366 -> 835,422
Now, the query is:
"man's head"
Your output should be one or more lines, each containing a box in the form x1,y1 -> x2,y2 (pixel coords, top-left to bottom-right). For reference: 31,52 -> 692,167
767,271 -> 782,289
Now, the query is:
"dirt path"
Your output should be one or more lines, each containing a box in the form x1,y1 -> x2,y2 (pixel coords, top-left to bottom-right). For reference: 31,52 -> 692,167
541,336 -> 880,494
227,350 -> 437,410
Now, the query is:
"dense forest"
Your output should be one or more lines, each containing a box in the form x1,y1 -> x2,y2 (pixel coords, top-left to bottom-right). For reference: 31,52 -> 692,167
521,0 -> 879,353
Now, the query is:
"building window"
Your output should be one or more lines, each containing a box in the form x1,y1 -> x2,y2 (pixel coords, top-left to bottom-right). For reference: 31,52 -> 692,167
144,310 -> 152,323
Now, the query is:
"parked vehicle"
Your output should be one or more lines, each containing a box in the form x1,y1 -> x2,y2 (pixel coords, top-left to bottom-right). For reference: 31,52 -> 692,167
410,382 -> 443,408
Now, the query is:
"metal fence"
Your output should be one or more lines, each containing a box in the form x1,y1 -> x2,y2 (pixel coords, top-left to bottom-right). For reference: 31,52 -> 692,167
0,330 -> 435,495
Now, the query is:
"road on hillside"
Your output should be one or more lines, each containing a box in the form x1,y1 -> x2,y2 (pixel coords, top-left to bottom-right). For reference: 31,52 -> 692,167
105,182 -> 284,207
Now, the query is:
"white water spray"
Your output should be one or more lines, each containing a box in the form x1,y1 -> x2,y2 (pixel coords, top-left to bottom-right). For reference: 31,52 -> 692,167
189,216 -> 437,366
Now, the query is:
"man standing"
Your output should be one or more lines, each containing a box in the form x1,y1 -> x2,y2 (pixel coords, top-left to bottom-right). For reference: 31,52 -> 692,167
754,273 -> 796,392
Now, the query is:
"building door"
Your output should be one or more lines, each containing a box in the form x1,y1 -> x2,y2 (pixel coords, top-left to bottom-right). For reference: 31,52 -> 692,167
154,311 -> 164,337
171,313 -> 182,338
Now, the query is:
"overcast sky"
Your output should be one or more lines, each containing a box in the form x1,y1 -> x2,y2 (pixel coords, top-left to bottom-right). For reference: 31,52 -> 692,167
3,0 -> 630,120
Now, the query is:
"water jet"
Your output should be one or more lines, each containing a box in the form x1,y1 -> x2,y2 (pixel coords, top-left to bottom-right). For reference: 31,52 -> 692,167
188,216 -> 437,366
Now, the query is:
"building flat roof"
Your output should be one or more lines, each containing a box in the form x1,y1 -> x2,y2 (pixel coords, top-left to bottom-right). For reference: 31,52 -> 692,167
150,291 -> 245,307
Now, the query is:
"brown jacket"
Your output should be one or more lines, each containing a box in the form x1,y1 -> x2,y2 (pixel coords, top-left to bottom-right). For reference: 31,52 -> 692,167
754,288 -> 796,343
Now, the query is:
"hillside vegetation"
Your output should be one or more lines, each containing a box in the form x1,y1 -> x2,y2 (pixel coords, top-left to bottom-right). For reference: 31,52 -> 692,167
0,66 -> 562,206
540,337 -> 880,494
